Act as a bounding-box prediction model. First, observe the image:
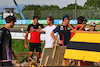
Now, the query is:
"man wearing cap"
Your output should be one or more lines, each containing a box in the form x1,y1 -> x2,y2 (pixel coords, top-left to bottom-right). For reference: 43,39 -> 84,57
71,16 -> 95,66
87,21 -> 97,31
51,15 -> 74,66
51,15 -> 73,46
71,16 -> 87,38
24,16 -> 44,63
75,16 -> 87,30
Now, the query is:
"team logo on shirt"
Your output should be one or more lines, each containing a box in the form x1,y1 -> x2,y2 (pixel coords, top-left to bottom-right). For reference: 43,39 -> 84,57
31,27 -> 33,28
38,26 -> 41,29
60,26 -> 64,30
30,27 -> 34,33
67,27 -> 71,30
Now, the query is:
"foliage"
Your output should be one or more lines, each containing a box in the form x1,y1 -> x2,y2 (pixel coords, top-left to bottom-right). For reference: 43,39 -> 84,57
62,4 -> 85,10
84,0 -> 100,9
12,39 -> 28,54
12,39 -> 45,62
22,4 -> 60,19
14,0 -> 100,19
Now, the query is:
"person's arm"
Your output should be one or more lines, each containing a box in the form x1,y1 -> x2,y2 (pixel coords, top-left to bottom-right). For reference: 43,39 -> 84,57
12,50 -> 18,59
51,31 -> 63,44
34,29 -> 44,32
51,31 -> 57,42
24,25 -> 30,49
0,31 -> 2,44
79,21 -> 86,31
51,26 -> 63,44
51,26 -> 59,42
24,31 -> 29,49
68,24 -> 76,33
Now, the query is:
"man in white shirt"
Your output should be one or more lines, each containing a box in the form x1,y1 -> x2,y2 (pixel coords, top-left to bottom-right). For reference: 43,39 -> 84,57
34,16 -> 58,48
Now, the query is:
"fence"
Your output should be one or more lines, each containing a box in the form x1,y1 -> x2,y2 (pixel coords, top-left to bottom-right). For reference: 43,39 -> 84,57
14,9 -> 100,20
14,10 -> 34,19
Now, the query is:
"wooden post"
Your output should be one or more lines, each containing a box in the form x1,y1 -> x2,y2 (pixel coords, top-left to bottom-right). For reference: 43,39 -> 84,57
56,55 -> 60,65
44,55 -> 49,66
51,38 -> 59,65
77,60 -> 81,66
30,57 -> 37,65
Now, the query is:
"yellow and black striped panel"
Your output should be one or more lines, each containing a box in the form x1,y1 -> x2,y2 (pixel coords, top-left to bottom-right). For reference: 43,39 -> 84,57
64,32 -> 100,62
70,33 -> 100,43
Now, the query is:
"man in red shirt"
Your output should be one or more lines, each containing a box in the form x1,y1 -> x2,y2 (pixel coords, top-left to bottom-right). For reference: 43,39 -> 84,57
71,16 -> 87,38
24,16 -> 44,63
70,16 -> 94,66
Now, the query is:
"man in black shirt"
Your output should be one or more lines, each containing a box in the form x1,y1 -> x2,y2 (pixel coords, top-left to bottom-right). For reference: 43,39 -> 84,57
51,15 -> 73,46
51,15 -> 74,66
0,16 -> 18,66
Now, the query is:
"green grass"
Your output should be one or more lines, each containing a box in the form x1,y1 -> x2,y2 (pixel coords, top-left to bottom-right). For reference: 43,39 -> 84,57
12,39 -> 45,62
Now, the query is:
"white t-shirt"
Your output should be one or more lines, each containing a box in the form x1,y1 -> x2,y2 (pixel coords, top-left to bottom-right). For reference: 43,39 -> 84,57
42,25 -> 58,48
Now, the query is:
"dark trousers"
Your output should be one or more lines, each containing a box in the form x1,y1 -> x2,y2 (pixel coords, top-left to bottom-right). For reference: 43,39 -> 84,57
1,61 -> 12,66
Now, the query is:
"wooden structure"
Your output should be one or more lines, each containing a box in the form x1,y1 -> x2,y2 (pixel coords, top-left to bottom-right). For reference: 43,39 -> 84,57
18,52 -> 36,61
40,39 -> 66,66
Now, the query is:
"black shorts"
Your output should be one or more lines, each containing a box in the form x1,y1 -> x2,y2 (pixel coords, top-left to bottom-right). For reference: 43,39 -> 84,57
29,43 -> 41,52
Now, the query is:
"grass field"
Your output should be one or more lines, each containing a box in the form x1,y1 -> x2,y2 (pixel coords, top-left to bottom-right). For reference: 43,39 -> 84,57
12,39 -> 45,63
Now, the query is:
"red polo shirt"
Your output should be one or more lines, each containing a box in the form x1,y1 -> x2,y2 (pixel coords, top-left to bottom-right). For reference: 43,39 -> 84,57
27,24 -> 44,43
71,25 -> 84,38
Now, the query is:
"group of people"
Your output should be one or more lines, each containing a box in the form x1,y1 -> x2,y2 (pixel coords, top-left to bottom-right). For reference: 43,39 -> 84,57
24,15 -> 97,66
0,15 -> 97,66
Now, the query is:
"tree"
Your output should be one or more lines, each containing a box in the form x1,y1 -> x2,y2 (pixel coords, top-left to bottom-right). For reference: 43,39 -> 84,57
62,4 -> 84,10
22,5 -> 41,19
84,0 -> 100,9
48,5 -> 60,10
61,4 -> 85,19
22,4 -> 60,19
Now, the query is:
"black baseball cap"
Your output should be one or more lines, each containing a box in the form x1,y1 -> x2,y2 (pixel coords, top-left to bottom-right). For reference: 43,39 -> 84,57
63,15 -> 71,21
77,16 -> 87,22
33,16 -> 38,19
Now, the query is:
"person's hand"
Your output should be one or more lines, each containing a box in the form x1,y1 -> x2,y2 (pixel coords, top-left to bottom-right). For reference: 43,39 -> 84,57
12,53 -> 18,59
32,29 -> 35,32
52,45 -> 55,48
30,28 -> 35,33
13,54 -> 18,59
24,43 -> 28,49
58,40 -> 63,44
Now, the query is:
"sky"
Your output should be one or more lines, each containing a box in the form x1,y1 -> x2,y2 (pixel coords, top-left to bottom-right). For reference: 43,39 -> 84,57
0,0 -> 87,8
